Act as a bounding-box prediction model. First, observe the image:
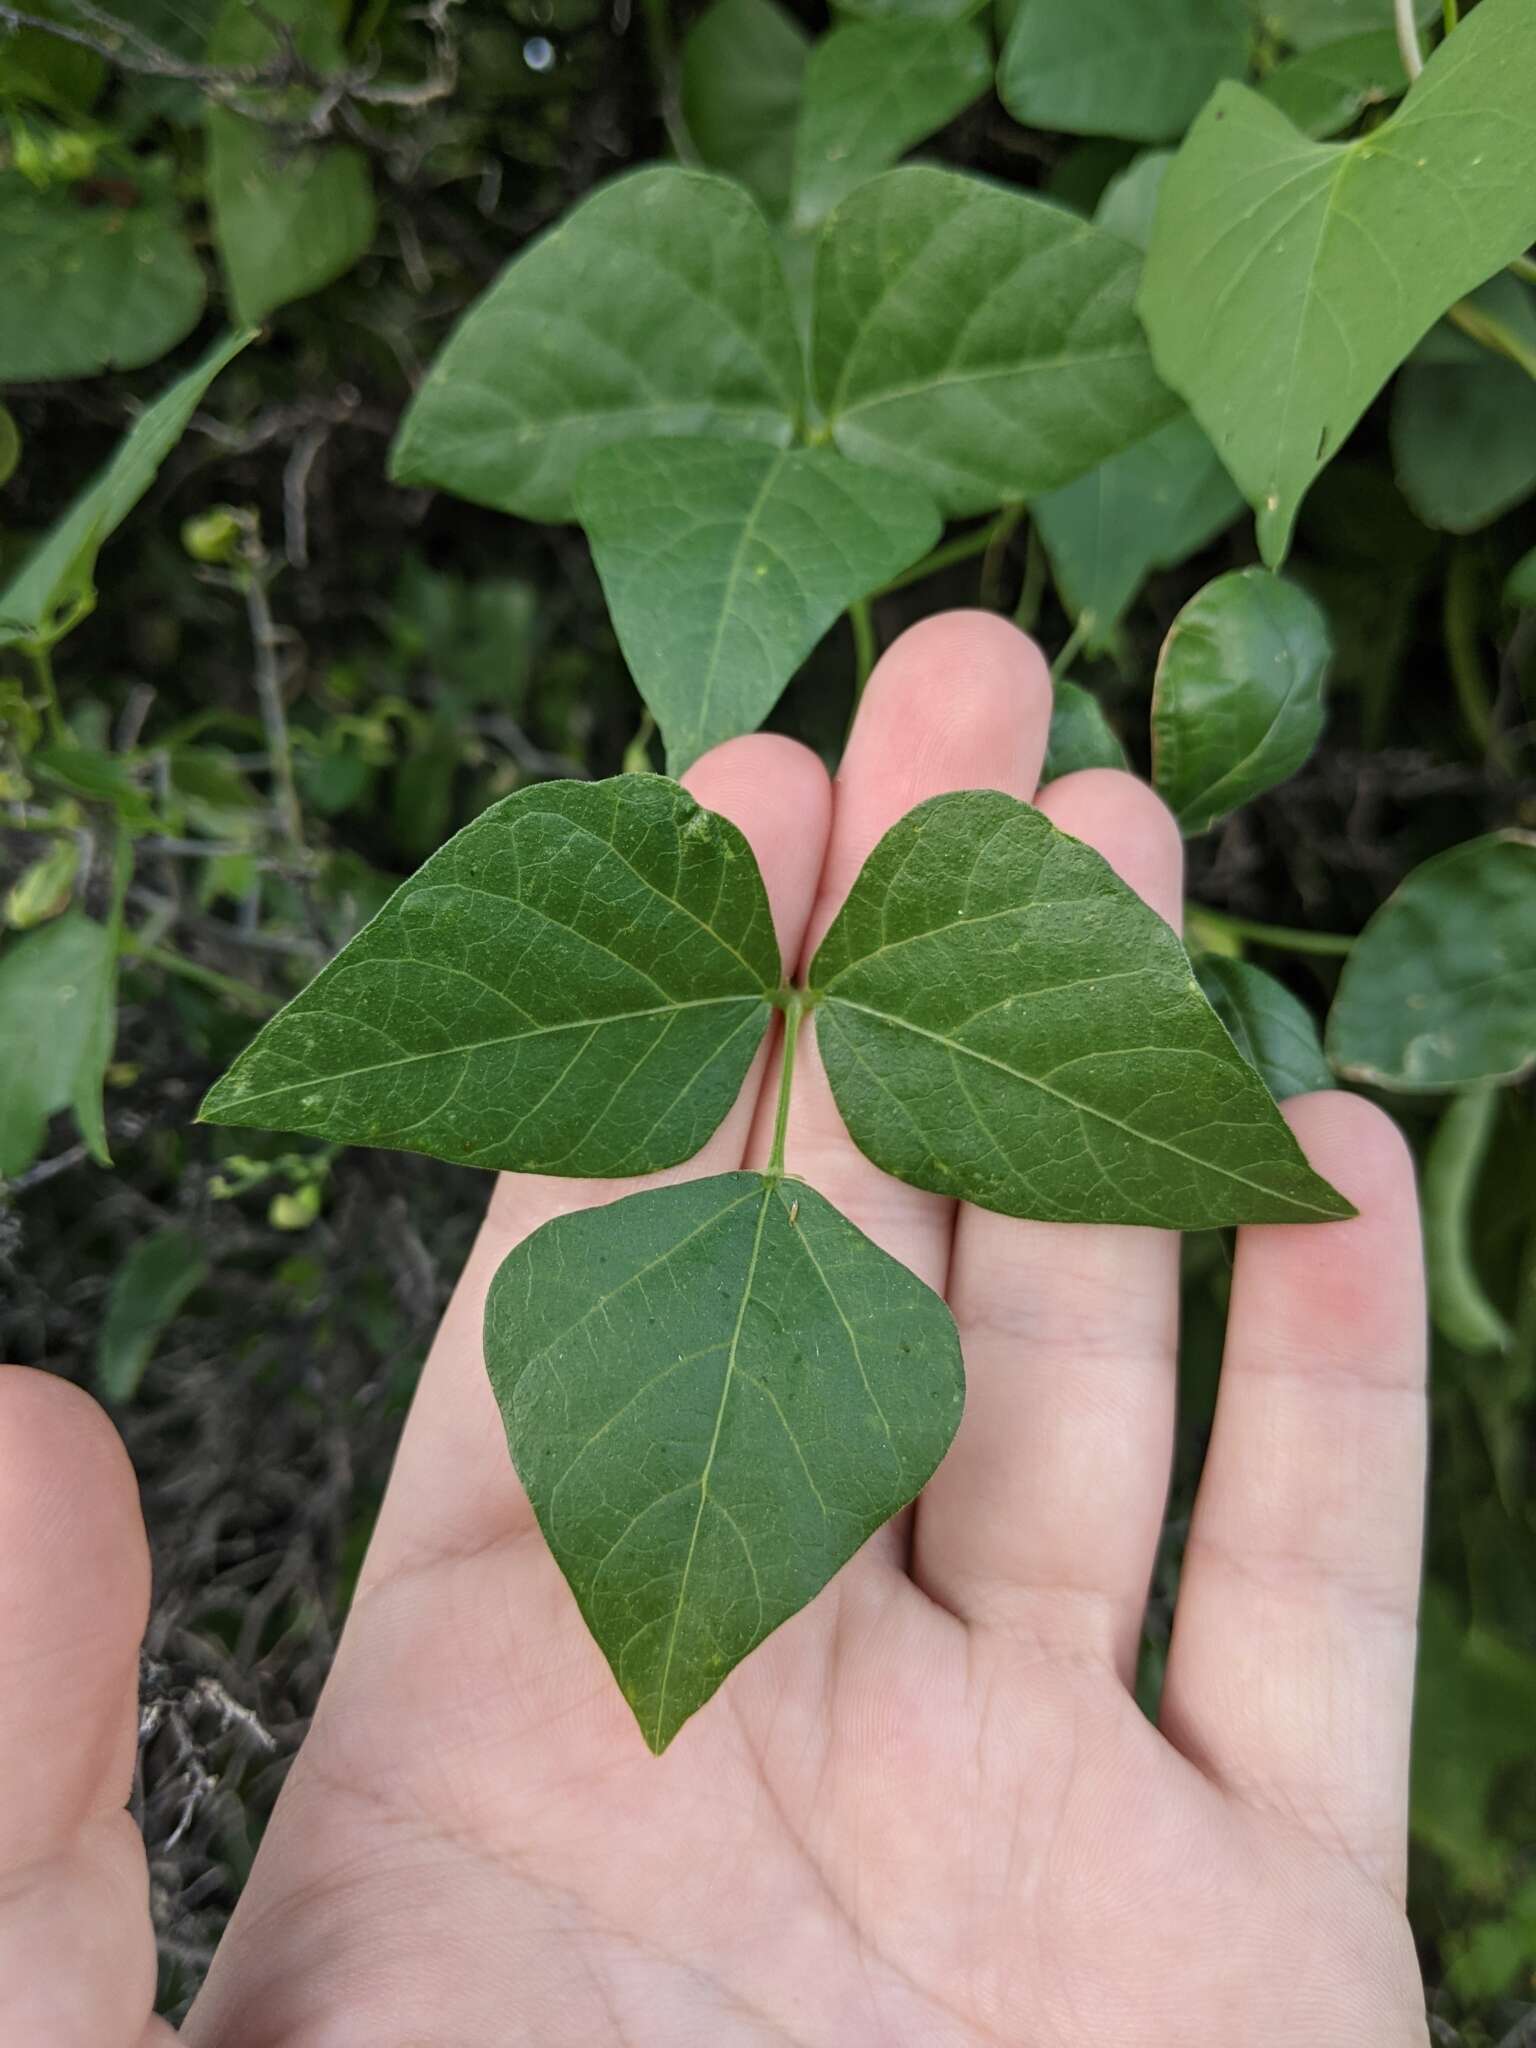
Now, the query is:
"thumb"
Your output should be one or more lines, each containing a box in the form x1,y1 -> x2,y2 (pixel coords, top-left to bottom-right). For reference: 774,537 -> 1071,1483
0,1366 -> 166,2045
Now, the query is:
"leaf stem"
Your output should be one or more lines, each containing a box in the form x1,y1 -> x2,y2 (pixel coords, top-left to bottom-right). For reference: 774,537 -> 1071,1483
874,517 -> 1005,596
849,598 -> 877,696
1441,0 -> 1458,31
978,503 -> 1024,610
1447,297 -> 1536,384
1013,525 -> 1047,635
765,991 -> 806,1179
1510,253 -> 1536,289
1394,0 -> 1424,78
1051,618 -> 1090,678
1188,906 -> 1356,958
28,642 -> 68,746
122,937 -> 279,1015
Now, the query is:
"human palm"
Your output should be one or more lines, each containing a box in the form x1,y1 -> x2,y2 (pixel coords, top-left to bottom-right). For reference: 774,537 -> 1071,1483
1,617 -> 1428,2045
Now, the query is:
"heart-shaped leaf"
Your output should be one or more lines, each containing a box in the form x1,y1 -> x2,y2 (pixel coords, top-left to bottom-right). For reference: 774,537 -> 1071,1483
1151,568 -> 1330,834
812,166 -> 1180,515
998,0 -> 1251,143
390,169 -> 804,524
807,790 -> 1353,1227
0,329 -> 254,652
681,0 -> 809,219
200,777 -> 782,1175
791,17 -> 991,229
1326,832 -> 1536,1092
0,177 -> 205,382
1140,0 -> 1536,563
1041,678 -> 1128,782
485,1171 -> 964,1752
1194,955 -> 1334,1100
575,437 -> 941,773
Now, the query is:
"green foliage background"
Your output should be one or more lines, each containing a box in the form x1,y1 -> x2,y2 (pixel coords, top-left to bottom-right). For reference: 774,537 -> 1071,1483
0,0 -> 1533,2027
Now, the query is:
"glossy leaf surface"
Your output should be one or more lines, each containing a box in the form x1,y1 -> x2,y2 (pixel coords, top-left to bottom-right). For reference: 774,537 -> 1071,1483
791,17 -> 990,228
0,329 -> 253,651
1194,955 -> 1334,1100
812,166 -> 1179,516
576,438 -> 940,773
1151,568 -> 1330,834
998,0 -> 1250,142
1327,832 -> 1536,1092
485,1172 -> 964,1751
390,170 -> 803,523
200,778 -> 782,1173
808,791 -> 1353,1227
1140,0 -> 1536,563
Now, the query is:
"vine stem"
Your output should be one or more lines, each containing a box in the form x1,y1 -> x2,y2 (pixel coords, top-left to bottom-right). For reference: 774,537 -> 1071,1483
28,642 -> 68,746
1188,906 -> 1356,957
1441,0 -> 1458,31
122,938 -> 279,1015
1051,618 -> 1090,678
765,991 -> 807,1179
241,557 -> 305,864
1394,0 -> 1425,79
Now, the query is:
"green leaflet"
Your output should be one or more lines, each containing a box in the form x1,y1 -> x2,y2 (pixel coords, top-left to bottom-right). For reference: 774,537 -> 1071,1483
0,329 -> 254,652
199,777 -> 783,1175
790,17 -> 991,229
812,166 -> 1180,516
205,0 -> 376,326
1258,30 -> 1405,138
680,0 -> 809,219
1151,568 -> 1331,834
575,438 -> 941,774
1326,832 -> 1536,1093
1391,283 -> 1536,534
1032,414 -> 1244,648
807,790 -> 1353,1228
485,1171 -> 964,1752
1257,0 -> 1437,51
1093,149 -> 1173,249
0,177 -> 205,382
1194,955 -> 1334,1100
998,0 -> 1251,143
389,169 -> 804,524
96,1228 -> 208,1402
0,912 -> 117,1179
1139,0 -> 1536,565
1041,678 -> 1129,782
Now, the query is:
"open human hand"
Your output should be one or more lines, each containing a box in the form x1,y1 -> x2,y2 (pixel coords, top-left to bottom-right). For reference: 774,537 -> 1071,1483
1,614 -> 1429,2045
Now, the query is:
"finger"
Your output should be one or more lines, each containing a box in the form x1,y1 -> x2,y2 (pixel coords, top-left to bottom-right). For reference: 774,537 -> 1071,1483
0,1367 -> 158,2047
1159,1093 -> 1426,1897
362,736 -> 833,1584
747,610 -> 1053,1296
915,772 -> 1185,1679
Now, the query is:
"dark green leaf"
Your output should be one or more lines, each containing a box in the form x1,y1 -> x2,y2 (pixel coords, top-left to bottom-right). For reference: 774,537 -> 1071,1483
575,437 -> 940,773
1140,0 -> 1536,564
1041,678 -> 1128,781
1033,414 -> 1244,647
1194,955 -> 1333,1099
200,777 -> 782,1174
0,177 -> 204,382
1412,1586 -> 1536,1891
812,166 -> 1179,515
0,329 -> 254,652
0,912 -> 116,1178
485,1171 -> 964,1751
1508,544 -> 1536,609
1151,568 -> 1330,834
998,0 -> 1250,142
807,790 -> 1353,1227
681,0 -> 809,220
96,1228 -> 208,1402
206,0 -> 376,325
1327,832 -> 1536,1092
390,169 -> 803,524
1258,29 -> 1404,137
1391,284 -> 1536,533
791,17 -> 990,229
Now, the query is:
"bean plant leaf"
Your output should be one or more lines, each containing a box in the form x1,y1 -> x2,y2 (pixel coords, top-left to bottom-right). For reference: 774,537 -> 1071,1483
0,177 -> 205,383
1326,832 -> 1536,1092
1194,955 -> 1334,1100
206,0 -> 376,326
807,791 -> 1353,1227
1139,0 -> 1536,565
1041,679 -> 1128,782
1092,149 -> 1174,249
0,328 -> 254,652
790,17 -> 991,229
1257,0 -> 1436,51
575,438 -> 941,774
997,0 -> 1251,143
1151,568 -> 1330,834
199,777 -> 782,1174
390,169 -> 804,524
1032,414 -> 1244,648
485,1171 -> 964,1752
812,166 -> 1180,515
680,0 -> 809,219
1258,29 -> 1404,138
0,912 -> 117,1179
1390,284 -> 1536,534
96,1228 -> 208,1403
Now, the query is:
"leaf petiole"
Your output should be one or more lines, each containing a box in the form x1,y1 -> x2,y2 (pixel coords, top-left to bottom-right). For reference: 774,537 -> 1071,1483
765,988 -> 810,1178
